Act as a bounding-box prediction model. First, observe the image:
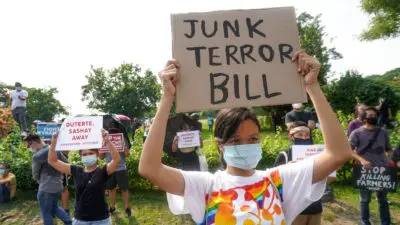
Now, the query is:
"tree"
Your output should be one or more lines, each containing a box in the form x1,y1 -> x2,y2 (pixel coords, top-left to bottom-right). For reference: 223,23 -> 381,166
260,12 -> 342,129
82,63 -> 161,119
26,87 -> 68,125
360,0 -> 400,41
324,70 -> 398,115
297,12 -> 343,85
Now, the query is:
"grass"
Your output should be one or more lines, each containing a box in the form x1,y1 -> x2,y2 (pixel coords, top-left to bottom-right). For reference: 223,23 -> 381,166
1,185 -> 399,225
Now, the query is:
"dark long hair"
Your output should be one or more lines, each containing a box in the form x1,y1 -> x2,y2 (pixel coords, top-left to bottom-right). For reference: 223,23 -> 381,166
214,108 -> 260,169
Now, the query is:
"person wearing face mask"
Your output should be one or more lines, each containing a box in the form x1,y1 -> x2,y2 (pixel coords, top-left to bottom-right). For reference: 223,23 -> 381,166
171,123 -> 203,171
350,106 -> 393,225
25,134 -> 72,225
10,82 -> 29,135
139,51 -> 353,225
0,163 -> 16,203
285,103 -> 316,132
48,129 -> 121,225
274,122 -> 331,225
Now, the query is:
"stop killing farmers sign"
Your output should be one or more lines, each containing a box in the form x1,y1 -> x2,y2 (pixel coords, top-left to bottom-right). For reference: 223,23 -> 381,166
56,116 -> 103,151
171,7 -> 307,112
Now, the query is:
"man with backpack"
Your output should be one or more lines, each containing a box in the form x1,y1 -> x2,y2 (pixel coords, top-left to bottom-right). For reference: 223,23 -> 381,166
350,106 -> 392,225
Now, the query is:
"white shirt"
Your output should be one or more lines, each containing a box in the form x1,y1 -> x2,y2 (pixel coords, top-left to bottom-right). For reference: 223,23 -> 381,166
10,90 -> 28,110
167,156 -> 326,225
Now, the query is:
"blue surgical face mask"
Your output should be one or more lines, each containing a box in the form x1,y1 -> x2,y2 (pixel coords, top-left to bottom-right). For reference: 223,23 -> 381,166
0,169 -> 5,176
16,87 -> 22,92
81,155 -> 97,167
223,144 -> 262,170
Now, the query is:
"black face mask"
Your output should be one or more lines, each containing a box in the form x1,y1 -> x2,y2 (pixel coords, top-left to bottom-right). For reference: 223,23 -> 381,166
365,117 -> 378,125
293,138 -> 313,145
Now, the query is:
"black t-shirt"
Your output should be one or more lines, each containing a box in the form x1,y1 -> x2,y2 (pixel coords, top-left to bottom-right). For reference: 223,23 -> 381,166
71,165 -> 109,221
285,110 -> 315,125
273,147 -> 323,215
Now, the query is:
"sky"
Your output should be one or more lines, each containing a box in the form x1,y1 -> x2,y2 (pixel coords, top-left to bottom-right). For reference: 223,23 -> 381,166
0,0 -> 399,116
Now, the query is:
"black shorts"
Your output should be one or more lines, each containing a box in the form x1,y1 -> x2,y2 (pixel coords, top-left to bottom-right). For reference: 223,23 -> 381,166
106,170 -> 129,190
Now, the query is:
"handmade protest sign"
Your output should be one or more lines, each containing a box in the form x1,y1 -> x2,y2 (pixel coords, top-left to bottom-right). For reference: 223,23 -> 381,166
100,133 -> 125,153
353,164 -> 397,192
37,123 -> 62,140
177,130 -> 201,148
171,7 -> 306,112
292,144 -> 336,177
56,116 -> 103,151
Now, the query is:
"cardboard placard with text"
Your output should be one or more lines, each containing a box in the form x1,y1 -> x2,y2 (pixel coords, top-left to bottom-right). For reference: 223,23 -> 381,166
37,123 -> 62,140
56,116 -> 103,151
171,7 -> 306,112
292,144 -> 336,177
100,133 -> 125,153
177,131 -> 201,148
352,164 -> 397,192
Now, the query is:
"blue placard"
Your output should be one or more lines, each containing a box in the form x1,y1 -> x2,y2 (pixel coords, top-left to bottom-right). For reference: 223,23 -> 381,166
37,123 -> 62,139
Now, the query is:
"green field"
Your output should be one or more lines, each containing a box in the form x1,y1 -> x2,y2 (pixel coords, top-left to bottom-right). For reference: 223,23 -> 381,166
1,185 -> 399,225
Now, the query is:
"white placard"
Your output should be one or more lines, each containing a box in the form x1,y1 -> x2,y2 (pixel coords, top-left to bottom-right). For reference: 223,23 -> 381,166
177,131 -> 200,148
292,144 -> 336,177
56,116 -> 103,151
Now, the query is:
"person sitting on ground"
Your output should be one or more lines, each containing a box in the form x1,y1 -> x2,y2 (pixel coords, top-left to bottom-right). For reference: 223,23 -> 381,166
48,129 -> 121,225
0,163 -> 16,202
139,51 -> 353,224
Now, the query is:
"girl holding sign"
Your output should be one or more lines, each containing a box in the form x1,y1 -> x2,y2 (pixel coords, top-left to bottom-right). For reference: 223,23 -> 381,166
48,129 -> 121,225
139,51 -> 353,225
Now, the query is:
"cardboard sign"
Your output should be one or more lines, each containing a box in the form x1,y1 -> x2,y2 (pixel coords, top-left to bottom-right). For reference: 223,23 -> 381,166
100,133 -> 125,153
177,131 -> 201,148
171,7 -> 306,112
56,116 -> 103,151
353,164 -> 397,192
292,144 -> 336,177
37,123 -> 62,140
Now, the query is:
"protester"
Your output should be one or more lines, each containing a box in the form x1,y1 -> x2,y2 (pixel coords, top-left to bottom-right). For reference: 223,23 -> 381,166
190,113 -> 203,132
274,121 -> 336,225
393,145 -> 400,169
377,98 -> 392,129
10,82 -> 28,135
207,115 -> 214,132
285,103 -> 316,131
99,141 -> 132,217
26,134 -> 72,225
48,129 -> 121,225
0,163 -> 16,202
350,106 -> 392,225
139,51 -> 352,224
61,151 -> 71,215
171,123 -> 202,171
348,104 -> 366,136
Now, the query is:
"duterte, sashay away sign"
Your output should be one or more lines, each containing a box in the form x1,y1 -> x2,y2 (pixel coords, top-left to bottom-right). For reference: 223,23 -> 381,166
56,116 -> 103,151
171,7 -> 306,112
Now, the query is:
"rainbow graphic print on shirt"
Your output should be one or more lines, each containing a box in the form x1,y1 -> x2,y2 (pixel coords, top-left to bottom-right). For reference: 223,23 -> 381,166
199,170 -> 285,225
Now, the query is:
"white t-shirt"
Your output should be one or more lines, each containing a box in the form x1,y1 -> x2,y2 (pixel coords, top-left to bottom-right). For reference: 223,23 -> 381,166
167,156 -> 326,225
10,90 -> 28,110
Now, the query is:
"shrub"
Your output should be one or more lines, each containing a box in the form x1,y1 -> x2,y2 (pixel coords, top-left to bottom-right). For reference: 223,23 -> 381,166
0,127 -> 37,189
